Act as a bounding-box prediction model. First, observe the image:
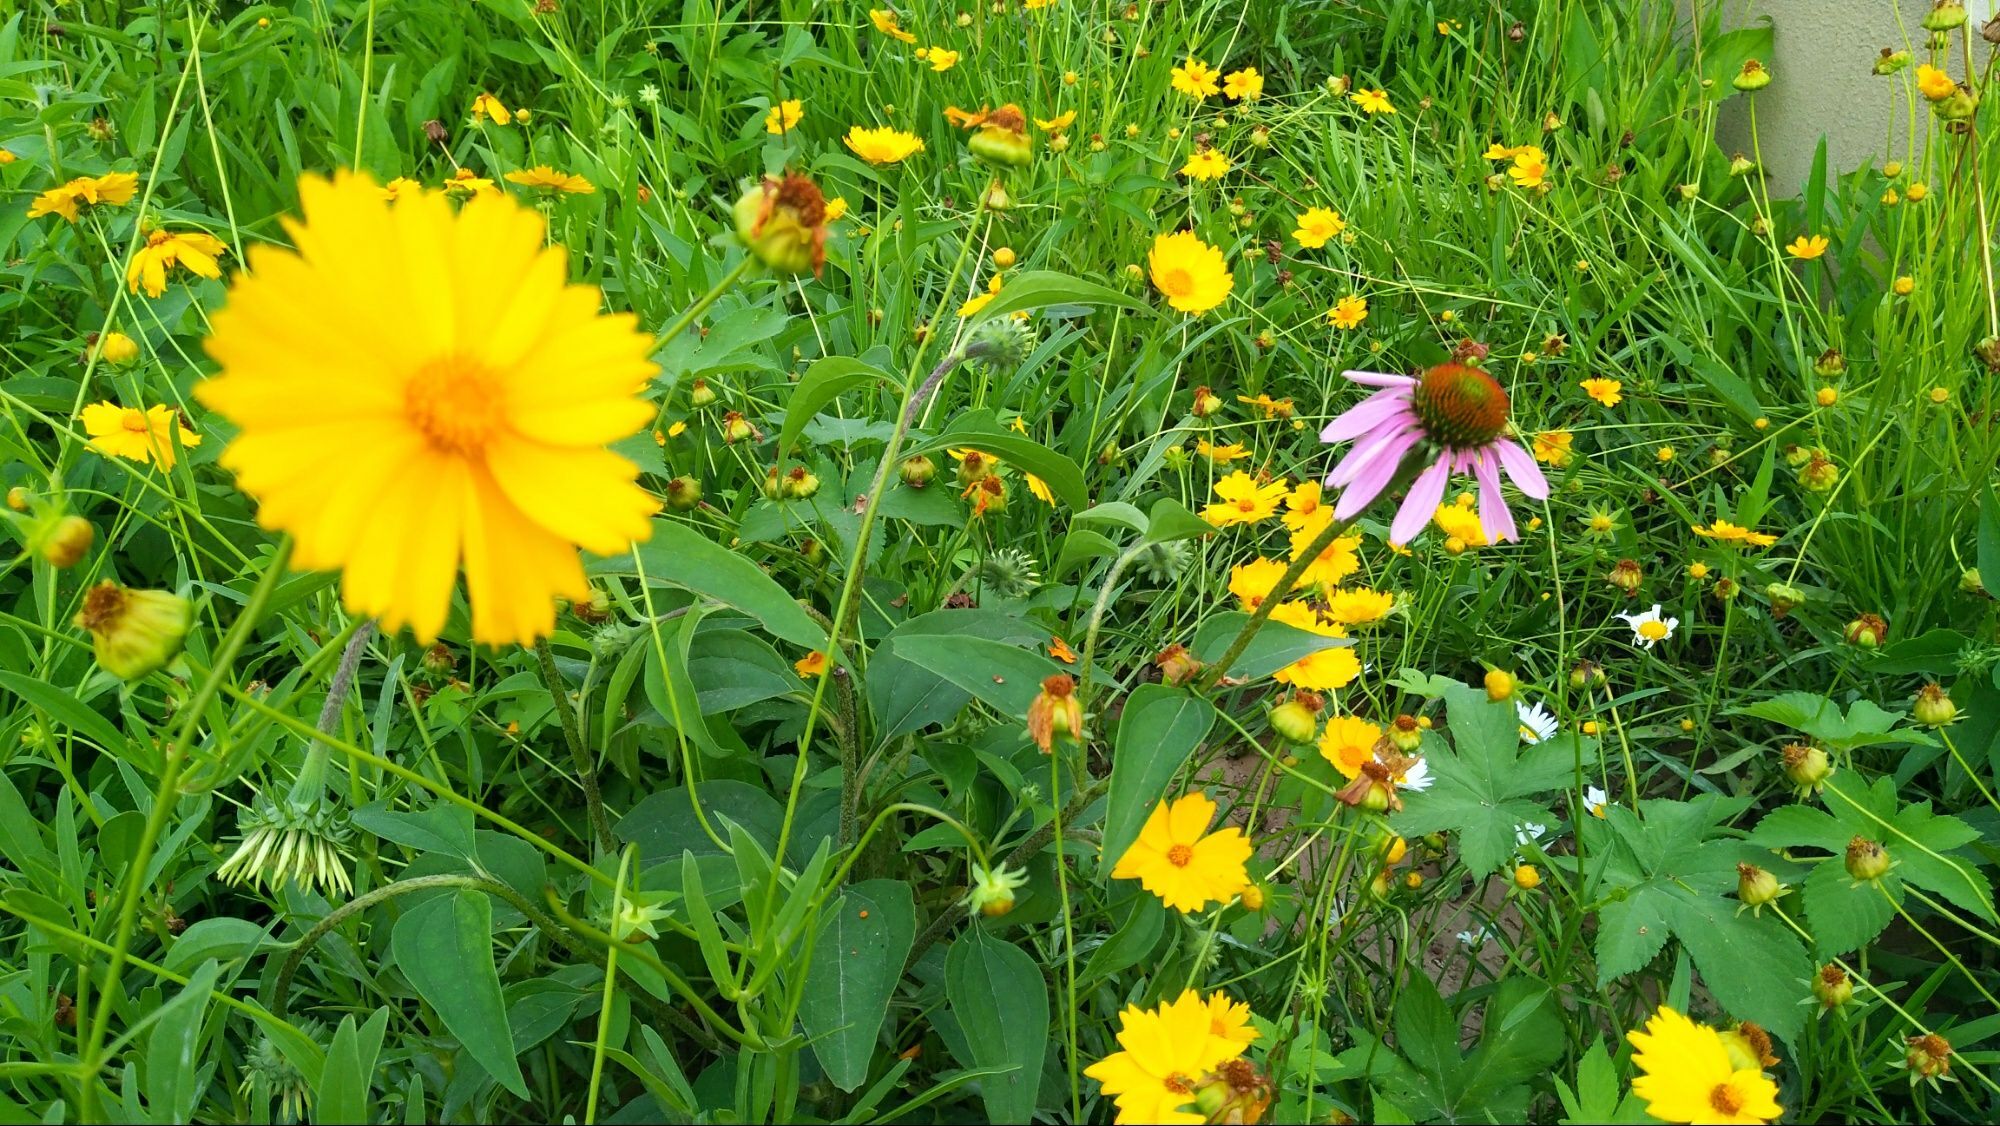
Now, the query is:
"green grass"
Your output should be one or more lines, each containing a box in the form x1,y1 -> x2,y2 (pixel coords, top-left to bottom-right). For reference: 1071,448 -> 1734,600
3,0 -> 1999,1122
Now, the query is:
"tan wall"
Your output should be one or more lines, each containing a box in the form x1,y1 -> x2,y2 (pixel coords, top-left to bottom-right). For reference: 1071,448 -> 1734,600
1703,0 -> 1994,191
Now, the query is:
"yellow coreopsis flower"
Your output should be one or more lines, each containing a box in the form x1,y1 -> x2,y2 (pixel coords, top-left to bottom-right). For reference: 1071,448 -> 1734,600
1228,557 -> 1288,611
794,651 -> 827,678
1281,480 -> 1325,533
1627,1007 -> 1782,1125
1691,519 -> 1778,548
505,166 -> 595,194
80,402 -> 202,470
27,171 -> 140,223
1916,63 -> 1956,102
1203,471 -> 1287,526
1291,207 -> 1346,248
443,168 -> 499,197
1223,67 -> 1264,101
470,92 -> 512,125
823,196 -> 850,221
844,125 -> 926,165
1288,510 -> 1361,585
1326,587 -> 1394,626
1508,147 -> 1548,189
1350,87 -> 1396,114
1171,57 -> 1222,99
1482,142 -> 1522,160
1580,377 -> 1623,407
1318,715 -> 1382,779
1195,439 -> 1249,463
196,172 -> 659,645
869,9 -> 917,43
1024,473 -> 1054,505
1084,991 -> 1242,1125
923,47 -> 960,72
1268,602 -> 1360,690
764,99 -> 804,134
1532,429 -> 1574,467
1195,990 -> 1260,1055
1109,792 -> 1251,913
126,229 -> 228,298
1148,231 -> 1233,315
1326,294 -> 1368,329
1181,148 -> 1231,181
1035,110 -> 1077,133
1432,496 -> 1488,547
381,177 -> 426,201
1785,234 -> 1829,260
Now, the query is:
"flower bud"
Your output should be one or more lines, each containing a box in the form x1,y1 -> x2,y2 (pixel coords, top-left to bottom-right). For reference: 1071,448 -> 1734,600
1736,863 -> 1782,914
1720,1022 -> 1779,1071
1812,963 -> 1854,1010
1267,694 -> 1321,745
1193,1058 -> 1272,1125
781,466 -> 821,500
1387,714 -> 1423,752
1843,613 -> 1888,649
992,246 -> 1017,268
1913,683 -> 1958,727
1336,762 -> 1397,813
1728,153 -> 1756,177
955,449 -> 995,487
761,467 -> 787,501
1904,1034 -> 1952,1086
1190,385 -> 1223,418
1484,669 -> 1515,701
721,411 -> 757,444
1922,1 -> 1967,30
1569,660 -> 1606,689
95,331 -> 141,366
665,476 -> 703,510
1961,567 -> 1987,596
1026,674 -> 1082,753
1513,864 -> 1541,890
1765,582 -> 1804,619
1844,836 -> 1890,882
1154,644 -> 1203,686
5,487 -> 28,512
422,643 -> 456,675
74,582 -> 192,681
1782,743 -> 1833,797
965,862 -> 1029,917
1814,348 -> 1846,377
731,172 -> 830,276
965,105 -> 1034,168
1874,48 -> 1913,75
688,378 -> 717,408
1607,558 -> 1644,597
35,515 -> 94,569
1799,453 -> 1839,493
899,454 -> 937,488
1732,59 -> 1772,91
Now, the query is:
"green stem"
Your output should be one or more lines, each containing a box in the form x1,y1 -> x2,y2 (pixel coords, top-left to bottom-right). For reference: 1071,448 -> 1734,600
1195,513 -> 1359,692
535,636 -> 615,853
657,255 -> 756,346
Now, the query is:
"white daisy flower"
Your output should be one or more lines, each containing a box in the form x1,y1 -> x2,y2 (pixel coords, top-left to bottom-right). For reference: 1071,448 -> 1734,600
1584,785 -> 1610,818
1396,757 -> 1433,793
1516,700 -> 1558,744
1456,925 -> 1494,947
1615,603 -> 1678,648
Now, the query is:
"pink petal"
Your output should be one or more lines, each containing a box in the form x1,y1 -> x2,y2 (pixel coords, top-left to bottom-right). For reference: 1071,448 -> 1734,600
1335,439 -> 1408,519
1342,370 -> 1417,389
1328,421 -> 1418,489
1494,437 -> 1549,499
1472,450 -> 1517,542
1389,454 -> 1453,544
1320,389 -> 1413,445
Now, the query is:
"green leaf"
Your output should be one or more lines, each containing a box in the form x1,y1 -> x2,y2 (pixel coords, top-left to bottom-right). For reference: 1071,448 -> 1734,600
595,518 -> 828,650
316,1008 -> 391,1125
778,356 -> 896,463
963,269 -> 1148,326
1980,476 -> 2000,598
1696,24 -> 1774,100
800,880 -> 916,1092
1390,684 -> 1575,876
1142,498 -> 1213,544
885,633 -> 1064,718
0,672 -> 131,754
391,890 -> 528,1098
1191,610 -> 1352,681
1667,892 -> 1810,1043
686,628 -> 804,713
145,960 -> 221,1124
1800,858 -> 1896,956
869,610 -> 1045,740
908,425 -> 1088,510
1103,685 -> 1217,866
351,800 -> 476,861
162,917 -> 284,975
1074,501 -> 1148,534
1079,893 -> 1165,984
617,781 -> 783,861
944,928 -> 1048,1122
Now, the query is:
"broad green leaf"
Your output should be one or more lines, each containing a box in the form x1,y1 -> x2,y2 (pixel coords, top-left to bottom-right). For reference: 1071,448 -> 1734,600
316,1008 -> 391,1125
800,880 -> 916,1091
390,890 -> 528,1098
597,518 -> 828,649
1142,498 -> 1213,544
617,781 -> 783,861
1079,893 -> 1165,984
886,633 -> 1064,718
686,628 -> 804,713
1192,610 -> 1352,681
944,928 -> 1048,1122
908,425 -> 1088,510
778,356 -> 896,462
1390,684 -> 1575,876
963,269 -> 1148,326
1980,476 -> 2000,598
1074,501 -> 1148,534
1103,685 -> 1217,866
145,960 -> 221,1124
351,800 -> 476,861
869,609 -> 1045,740
0,672 -> 130,753
162,917 -> 284,975
1696,24 -> 1774,100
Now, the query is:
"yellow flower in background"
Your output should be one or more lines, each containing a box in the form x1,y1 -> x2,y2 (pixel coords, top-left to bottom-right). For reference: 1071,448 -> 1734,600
1692,519 -> 1778,548
868,9 -> 916,43
1326,587 -> 1395,626
1025,473 -> 1055,505
381,177 -> 425,201
1240,392 -> 1295,420
127,229 -> 228,297
1171,57 -> 1222,99
1268,602 -> 1360,690
1532,429 -> 1574,467
1291,207 -> 1346,248
81,402 -> 202,470
1785,234 -> 1829,260
1148,230 -> 1234,314
1916,63 -> 1956,101
958,292 -> 996,317
1203,471 -> 1287,526
197,172 -> 659,645
823,196 -> 850,221
765,99 -> 804,134
1483,142 -> 1522,160
27,171 -> 139,223
1350,87 -> 1396,114
1035,110 -> 1077,133
1181,148 -> 1231,181
1288,511 -> 1362,585
1229,557 -> 1288,610
1025,0 -> 1056,9
470,92 -> 512,125
1318,715 -> 1382,779
1432,497 -> 1488,547
1084,991 -> 1241,1125
443,167 -> 499,197
1109,792 -> 1251,913
794,651 -> 827,678
1580,377 -> 1623,407
1194,989 -> 1260,1055
1223,67 -> 1264,101
1627,1007 -> 1782,1125
922,47 -> 960,72
505,166 -> 595,194
844,125 -> 926,164
1281,480 -> 1325,532
1326,294 -> 1368,329
1195,439 -> 1249,463
1508,146 -> 1548,189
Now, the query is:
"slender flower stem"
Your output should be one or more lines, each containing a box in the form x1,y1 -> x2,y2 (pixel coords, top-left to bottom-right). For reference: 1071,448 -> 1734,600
288,619 -> 376,805
1195,513 -> 1359,692
79,538 -> 294,1122
657,255 -> 756,347
535,636 -> 615,853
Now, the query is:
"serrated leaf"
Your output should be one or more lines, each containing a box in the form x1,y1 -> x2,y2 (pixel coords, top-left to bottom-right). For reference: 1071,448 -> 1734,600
1390,684 -> 1574,876
1801,858 -> 1897,956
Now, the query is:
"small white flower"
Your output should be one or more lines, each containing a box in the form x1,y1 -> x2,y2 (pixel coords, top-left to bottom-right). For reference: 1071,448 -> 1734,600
1514,821 -> 1546,845
1456,925 -> 1494,947
1615,603 -> 1678,648
1516,700 -> 1558,744
1396,757 -> 1433,792
1584,785 -> 1610,818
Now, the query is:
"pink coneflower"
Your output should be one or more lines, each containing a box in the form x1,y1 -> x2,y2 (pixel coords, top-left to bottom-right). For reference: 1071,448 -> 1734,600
1320,362 -> 1548,544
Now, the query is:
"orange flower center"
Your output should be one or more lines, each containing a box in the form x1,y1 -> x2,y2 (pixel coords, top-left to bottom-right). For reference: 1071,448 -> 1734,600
1235,498 -> 1256,512
1163,1073 -> 1194,1095
121,412 -> 151,434
1159,267 -> 1195,296
1412,362 -> 1509,447
406,357 -> 505,456
1708,1083 -> 1744,1116
1166,843 -> 1195,867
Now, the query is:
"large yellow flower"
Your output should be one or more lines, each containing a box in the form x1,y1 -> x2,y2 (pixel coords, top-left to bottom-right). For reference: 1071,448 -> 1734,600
764,99 -> 804,134
1432,497 -> 1489,547
1228,557 -> 1288,611
844,125 -> 925,165
1288,509 -> 1361,585
1180,148 -> 1231,181
1627,1006 -> 1782,1125
127,229 -> 228,297
1326,587 -> 1394,626
1318,715 -> 1382,779
868,8 -> 917,43
1110,792 -> 1251,913
196,172 -> 658,645
81,402 -> 202,470
1170,57 -> 1221,99
1084,991 -> 1239,1125
1291,207 -> 1345,248
1148,231 -> 1233,314
1282,480 -> 1326,533
1203,471 -> 1286,526
1268,602 -> 1360,690
27,171 -> 139,223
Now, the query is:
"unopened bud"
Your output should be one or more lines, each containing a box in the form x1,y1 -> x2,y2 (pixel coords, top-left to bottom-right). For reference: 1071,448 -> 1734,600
1913,683 -> 1958,728
1843,613 -> 1888,649
1812,964 -> 1854,1010
1782,743 -> 1833,797
1845,836 -> 1890,882
899,454 -> 936,488
74,582 -> 192,681
1484,669 -> 1515,701
1736,863 -> 1782,913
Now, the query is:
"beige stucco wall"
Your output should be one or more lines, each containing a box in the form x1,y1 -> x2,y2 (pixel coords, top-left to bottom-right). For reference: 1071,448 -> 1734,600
1704,0 -> 1995,191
